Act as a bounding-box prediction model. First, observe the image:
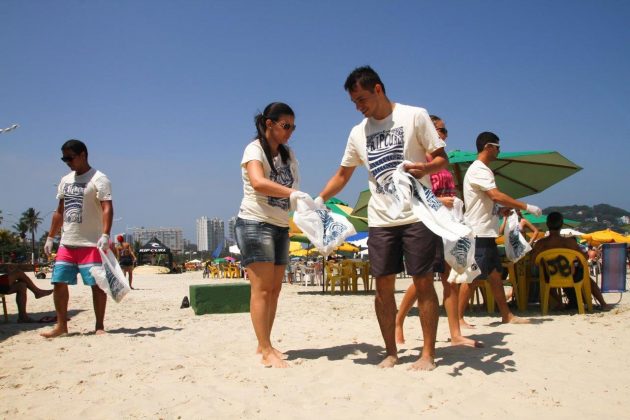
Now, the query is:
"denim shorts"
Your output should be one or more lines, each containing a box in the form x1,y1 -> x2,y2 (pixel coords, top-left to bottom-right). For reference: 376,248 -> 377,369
235,217 -> 289,267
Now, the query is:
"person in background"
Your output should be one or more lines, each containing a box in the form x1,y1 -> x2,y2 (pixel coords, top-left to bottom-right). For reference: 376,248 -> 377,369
41,139 -> 113,338
458,132 -> 542,326
531,212 -> 608,310
0,268 -> 52,322
114,234 -> 137,289
395,115 -> 480,348
235,102 -> 301,368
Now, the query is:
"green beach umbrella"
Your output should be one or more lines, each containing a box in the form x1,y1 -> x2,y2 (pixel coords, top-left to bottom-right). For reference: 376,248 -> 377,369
351,149 -> 582,219
448,149 -> 582,199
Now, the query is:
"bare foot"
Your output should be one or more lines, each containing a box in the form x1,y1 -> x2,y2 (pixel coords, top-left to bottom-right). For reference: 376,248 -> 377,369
261,351 -> 290,368
35,289 -> 53,299
40,325 -> 68,338
395,324 -> 405,344
95,329 -> 107,335
408,356 -> 436,371
459,319 -> 475,329
377,355 -> 399,369
256,346 -> 287,360
450,336 -> 483,348
503,315 -> 531,324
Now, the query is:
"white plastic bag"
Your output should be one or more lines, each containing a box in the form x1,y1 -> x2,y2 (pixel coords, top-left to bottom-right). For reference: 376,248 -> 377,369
388,163 -> 475,274
446,260 -> 481,284
90,248 -> 131,303
291,193 -> 356,257
504,211 -> 531,262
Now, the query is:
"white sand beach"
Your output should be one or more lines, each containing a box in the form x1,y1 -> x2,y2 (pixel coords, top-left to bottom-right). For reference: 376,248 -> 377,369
1,271 -> 629,419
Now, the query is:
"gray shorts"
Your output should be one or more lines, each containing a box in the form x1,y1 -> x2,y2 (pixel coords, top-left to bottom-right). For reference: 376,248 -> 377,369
235,217 -> 289,267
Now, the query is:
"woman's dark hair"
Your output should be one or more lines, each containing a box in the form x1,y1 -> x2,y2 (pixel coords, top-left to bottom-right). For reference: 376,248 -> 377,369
254,102 -> 294,174
61,139 -> 88,157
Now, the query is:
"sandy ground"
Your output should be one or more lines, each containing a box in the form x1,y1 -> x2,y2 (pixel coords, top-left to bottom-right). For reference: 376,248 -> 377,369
1,271 -> 629,419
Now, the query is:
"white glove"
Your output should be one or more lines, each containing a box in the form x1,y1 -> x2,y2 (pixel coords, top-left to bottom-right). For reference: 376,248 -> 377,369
314,196 -> 326,209
96,234 -> 110,251
526,204 -> 542,217
44,237 -> 54,256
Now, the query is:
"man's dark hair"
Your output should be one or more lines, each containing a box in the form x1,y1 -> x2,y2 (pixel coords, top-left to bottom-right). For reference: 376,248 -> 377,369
430,115 -> 442,123
546,212 -> 564,231
344,66 -> 386,94
476,131 -> 500,152
61,139 -> 88,157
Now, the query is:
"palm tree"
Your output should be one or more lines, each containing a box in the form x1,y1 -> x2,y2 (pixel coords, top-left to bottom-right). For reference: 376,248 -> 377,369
20,208 -> 43,264
12,220 -> 28,242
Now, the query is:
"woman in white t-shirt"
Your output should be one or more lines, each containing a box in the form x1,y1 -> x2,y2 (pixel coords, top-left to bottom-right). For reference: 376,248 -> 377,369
235,102 -> 299,368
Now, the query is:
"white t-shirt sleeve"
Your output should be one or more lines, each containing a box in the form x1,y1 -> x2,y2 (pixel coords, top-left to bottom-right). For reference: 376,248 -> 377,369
93,175 -> 112,201
55,178 -> 65,200
241,142 -> 265,167
340,128 -> 364,167
414,109 -> 445,153
469,164 -> 497,191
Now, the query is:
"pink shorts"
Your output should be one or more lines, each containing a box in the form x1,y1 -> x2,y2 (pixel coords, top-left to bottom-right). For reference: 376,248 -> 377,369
52,246 -> 102,286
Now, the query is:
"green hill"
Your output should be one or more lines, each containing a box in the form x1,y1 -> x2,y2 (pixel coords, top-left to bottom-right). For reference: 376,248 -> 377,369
543,204 -> 630,233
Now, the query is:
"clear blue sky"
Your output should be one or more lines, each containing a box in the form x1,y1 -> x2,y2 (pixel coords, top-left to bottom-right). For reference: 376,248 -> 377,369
2,0 -> 629,241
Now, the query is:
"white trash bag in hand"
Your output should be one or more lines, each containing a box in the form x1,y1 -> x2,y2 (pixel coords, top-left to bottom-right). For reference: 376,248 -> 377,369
504,210 -> 531,262
290,192 -> 356,257
90,248 -> 131,303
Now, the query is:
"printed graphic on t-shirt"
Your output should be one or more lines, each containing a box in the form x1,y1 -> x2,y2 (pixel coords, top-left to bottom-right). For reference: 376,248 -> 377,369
268,164 -> 294,211
366,126 -> 404,195
63,183 -> 86,223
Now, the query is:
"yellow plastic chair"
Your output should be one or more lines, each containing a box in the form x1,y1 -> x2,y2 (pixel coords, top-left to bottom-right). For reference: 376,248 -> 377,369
325,262 -> 350,294
535,249 -> 592,315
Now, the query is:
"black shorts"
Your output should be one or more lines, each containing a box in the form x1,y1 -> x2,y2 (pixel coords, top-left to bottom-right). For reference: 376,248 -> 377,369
0,274 -> 11,293
368,222 -> 438,278
433,239 -> 445,273
474,237 -> 503,280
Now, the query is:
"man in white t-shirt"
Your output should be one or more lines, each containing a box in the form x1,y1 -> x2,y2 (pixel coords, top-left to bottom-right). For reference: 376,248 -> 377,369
318,66 -> 448,371
41,139 -> 114,338
458,132 -> 542,325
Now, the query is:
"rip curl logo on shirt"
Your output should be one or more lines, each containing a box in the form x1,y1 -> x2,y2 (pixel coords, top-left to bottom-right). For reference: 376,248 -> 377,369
449,236 -> 472,267
315,209 -> 346,246
63,182 -> 87,224
366,127 -> 404,195
268,163 -> 294,211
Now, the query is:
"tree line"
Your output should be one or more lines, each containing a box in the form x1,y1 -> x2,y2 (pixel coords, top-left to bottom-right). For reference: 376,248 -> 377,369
0,208 -> 47,264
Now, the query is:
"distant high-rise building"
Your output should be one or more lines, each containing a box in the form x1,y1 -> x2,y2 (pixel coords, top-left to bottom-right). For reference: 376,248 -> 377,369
131,227 -> 183,253
228,216 -> 237,243
209,218 -> 225,254
196,216 -> 211,251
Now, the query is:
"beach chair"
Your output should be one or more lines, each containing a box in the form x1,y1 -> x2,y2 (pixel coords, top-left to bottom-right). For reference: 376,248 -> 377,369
599,243 -> 627,304
324,262 -> 350,294
535,249 -> 592,315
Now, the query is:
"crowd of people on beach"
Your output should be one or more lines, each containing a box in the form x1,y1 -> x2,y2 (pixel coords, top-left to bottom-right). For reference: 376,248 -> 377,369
4,65 -> 614,371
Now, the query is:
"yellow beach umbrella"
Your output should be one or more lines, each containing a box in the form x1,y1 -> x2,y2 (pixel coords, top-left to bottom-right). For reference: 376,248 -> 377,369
581,229 -> 630,246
